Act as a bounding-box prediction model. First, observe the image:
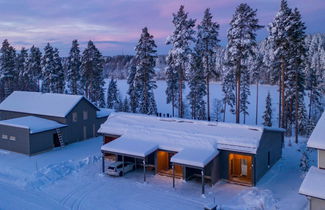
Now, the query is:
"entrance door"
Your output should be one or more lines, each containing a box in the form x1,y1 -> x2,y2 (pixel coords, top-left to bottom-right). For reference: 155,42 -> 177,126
229,153 -> 252,185
157,151 -> 183,178
53,133 -> 60,147
83,126 -> 87,139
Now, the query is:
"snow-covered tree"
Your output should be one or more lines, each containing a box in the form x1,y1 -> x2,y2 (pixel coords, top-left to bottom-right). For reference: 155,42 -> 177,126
16,47 -> 30,91
67,40 -> 81,95
263,92 -> 273,127
240,70 -> 250,124
134,27 -> 157,115
0,39 -> 16,99
106,79 -> 119,109
187,53 -> 206,120
53,48 -> 65,93
41,43 -> 55,93
165,57 -> 178,117
80,40 -> 105,107
222,67 -> 236,122
226,3 -> 263,123
213,98 -> 224,122
27,46 -> 42,91
166,5 -> 196,118
196,8 -> 220,120
122,96 -> 130,112
268,0 -> 294,128
127,66 -> 138,113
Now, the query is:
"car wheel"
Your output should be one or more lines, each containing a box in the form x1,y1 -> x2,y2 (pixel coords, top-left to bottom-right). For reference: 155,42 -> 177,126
119,171 -> 123,176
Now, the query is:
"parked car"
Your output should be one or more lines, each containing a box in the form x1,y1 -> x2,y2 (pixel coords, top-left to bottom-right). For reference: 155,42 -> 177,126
107,161 -> 135,176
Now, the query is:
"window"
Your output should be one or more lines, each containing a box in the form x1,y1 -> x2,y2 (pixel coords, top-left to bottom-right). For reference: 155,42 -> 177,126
9,136 -> 16,141
83,111 -> 88,120
72,112 -> 78,122
2,134 -> 8,139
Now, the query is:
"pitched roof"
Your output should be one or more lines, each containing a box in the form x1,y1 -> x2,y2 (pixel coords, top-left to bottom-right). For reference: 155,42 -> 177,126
98,112 -> 265,154
0,116 -> 66,134
0,91 -> 98,118
299,166 -> 325,200
307,112 -> 325,150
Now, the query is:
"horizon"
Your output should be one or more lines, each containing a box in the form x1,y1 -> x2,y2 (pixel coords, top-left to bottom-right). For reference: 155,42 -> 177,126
0,0 -> 324,56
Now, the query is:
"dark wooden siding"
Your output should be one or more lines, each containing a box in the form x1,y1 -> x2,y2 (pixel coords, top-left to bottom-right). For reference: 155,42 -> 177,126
0,124 -> 30,154
254,130 -> 283,183
0,110 -> 66,124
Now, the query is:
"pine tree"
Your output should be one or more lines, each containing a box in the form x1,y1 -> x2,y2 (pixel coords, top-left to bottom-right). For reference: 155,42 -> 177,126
106,79 -> 119,109
187,50 -> 206,120
134,27 -> 158,115
27,46 -> 42,91
122,96 -> 130,112
196,8 -> 220,120
251,53 -> 265,124
226,3 -> 263,123
213,98 -> 224,122
16,47 -> 30,91
127,66 -> 138,113
41,43 -> 55,93
268,0 -> 294,128
222,67 -> 236,122
165,57 -> 178,117
80,40 -> 105,107
53,48 -> 65,93
240,70 -> 250,124
67,40 -> 81,95
166,5 -> 195,118
0,39 -> 16,99
263,92 -> 273,127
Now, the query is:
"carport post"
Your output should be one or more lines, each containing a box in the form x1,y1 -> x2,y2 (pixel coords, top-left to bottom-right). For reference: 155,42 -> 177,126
122,155 -> 125,176
172,163 -> 175,188
143,159 -> 146,182
201,169 -> 205,195
102,154 -> 105,173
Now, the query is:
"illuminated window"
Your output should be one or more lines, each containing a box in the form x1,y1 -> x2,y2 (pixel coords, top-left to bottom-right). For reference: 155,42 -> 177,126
2,134 -> 8,139
9,136 -> 16,141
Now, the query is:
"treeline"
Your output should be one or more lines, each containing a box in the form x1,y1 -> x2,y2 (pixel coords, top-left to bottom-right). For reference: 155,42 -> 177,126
0,40 -> 106,107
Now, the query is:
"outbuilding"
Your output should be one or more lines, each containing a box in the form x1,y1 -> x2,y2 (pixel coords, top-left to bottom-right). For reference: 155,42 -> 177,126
0,91 -> 111,155
99,112 -> 285,194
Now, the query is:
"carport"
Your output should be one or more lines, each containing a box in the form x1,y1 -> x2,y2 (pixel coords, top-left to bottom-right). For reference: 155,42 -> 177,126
101,136 -> 158,182
171,148 -> 219,195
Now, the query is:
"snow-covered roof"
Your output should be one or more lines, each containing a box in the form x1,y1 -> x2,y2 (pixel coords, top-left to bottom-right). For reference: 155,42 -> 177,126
307,112 -> 325,150
0,116 -> 66,134
299,166 -> 325,200
0,91 -> 98,118
97,108 -> 114,118
171,148 -> 219,168
98,112 -> 265,154
101,136 -> 158,158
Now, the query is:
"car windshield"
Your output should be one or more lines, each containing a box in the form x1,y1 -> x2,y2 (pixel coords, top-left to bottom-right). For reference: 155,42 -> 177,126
108,166 -> 115,170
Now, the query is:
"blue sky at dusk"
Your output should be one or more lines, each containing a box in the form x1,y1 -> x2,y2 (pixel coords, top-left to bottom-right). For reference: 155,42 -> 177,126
0,0 -> 324,56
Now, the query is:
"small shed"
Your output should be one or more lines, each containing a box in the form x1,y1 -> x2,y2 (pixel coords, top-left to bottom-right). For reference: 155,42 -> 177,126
0,116 -> 67,155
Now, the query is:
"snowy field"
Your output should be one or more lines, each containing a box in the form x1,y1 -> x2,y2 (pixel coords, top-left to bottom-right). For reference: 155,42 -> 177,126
0,136 -> 315,210
112,80 -> 281,126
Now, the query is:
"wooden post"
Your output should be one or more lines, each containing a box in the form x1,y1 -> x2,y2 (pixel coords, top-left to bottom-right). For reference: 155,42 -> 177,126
102,154 -> 105,173
143,159 -> 146,182
122,155 -> 125,176
201,169 -> 205,195
172,163 -> 175,188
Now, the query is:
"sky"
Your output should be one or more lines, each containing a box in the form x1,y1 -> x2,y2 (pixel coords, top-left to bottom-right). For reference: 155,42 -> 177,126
0,0 -> 324,56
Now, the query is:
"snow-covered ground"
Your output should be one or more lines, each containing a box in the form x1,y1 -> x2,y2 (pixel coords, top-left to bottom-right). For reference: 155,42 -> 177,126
112,80 -> 281,126
0,136 -> 316,210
